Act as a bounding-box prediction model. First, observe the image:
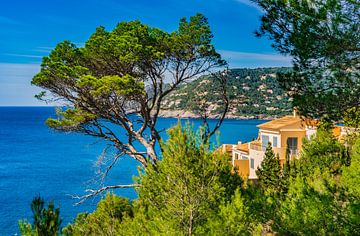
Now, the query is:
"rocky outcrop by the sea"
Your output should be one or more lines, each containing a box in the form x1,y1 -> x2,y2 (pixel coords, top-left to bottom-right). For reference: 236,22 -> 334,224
158,109 -> 275,120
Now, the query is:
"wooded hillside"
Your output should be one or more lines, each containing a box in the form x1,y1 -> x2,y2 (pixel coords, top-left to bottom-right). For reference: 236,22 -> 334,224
161,67 -> 293,118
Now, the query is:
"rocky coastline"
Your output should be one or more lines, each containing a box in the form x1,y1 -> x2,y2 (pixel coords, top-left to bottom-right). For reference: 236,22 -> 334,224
158,109 -> 277,120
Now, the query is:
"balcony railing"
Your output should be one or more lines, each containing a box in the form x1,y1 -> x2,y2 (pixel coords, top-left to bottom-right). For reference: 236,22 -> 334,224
289,149 -> 299,156
249,142 -> 299,156
250,142 -> 263,151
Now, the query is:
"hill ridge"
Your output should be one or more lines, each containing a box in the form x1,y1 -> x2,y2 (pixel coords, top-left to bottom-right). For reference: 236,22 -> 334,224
160,67 -> 293,119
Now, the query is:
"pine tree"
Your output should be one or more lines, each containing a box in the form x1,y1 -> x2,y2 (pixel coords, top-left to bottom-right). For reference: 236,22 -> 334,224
62,193 -> 133,235
203,189 -> 262,235
279,145 -> 299,195
300,120 -> 350,176
19,196 -> 62,236
256,143 -> 282,191
133,123 -> 242,235
254,0 -> 359,122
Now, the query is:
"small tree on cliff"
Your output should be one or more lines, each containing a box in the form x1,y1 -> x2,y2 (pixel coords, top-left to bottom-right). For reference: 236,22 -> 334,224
122,124 -> 243,235
256,143 -> 282,191
32,14 -> 228,198
18,196 -> 62,236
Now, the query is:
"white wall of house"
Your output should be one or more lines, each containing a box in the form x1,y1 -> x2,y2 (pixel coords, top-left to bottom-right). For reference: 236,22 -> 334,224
231,145 -> 236,166
232,147 -> 249,166
305,127 -> 317,140
232,150 -> 249,160
341,126 -> 356,137
248,149 -> 265,179
259,129 -> 281,148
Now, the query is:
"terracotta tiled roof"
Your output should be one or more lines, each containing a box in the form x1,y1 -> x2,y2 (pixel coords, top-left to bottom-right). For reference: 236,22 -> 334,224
250,140 -> 261,145
214,144 -> 233,155
257,116 -> 301,130
333,126 -> 341,138
223,144 -> 233,153
303,118 -> 320,127
249,140 -> 262,151
236,143 -> 249,153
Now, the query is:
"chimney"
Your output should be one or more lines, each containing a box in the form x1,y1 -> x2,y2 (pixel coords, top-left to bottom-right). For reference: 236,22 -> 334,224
293,107 -> 299,117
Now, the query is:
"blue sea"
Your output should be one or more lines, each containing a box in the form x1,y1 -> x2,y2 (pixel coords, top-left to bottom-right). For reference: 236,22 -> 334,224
0,107 -> 265,235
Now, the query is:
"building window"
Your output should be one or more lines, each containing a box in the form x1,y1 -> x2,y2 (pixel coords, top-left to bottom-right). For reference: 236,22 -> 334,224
261,135 -> 269,149
287,137 -> 298,155
273,136 -> 278,147
250,158 -> 254,169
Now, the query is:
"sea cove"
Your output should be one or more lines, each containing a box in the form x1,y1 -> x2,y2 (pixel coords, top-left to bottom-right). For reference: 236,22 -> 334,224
0,107 -> 265,235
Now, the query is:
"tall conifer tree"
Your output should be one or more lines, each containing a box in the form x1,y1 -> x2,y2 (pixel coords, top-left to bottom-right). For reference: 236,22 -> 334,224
256,143 -> 282,191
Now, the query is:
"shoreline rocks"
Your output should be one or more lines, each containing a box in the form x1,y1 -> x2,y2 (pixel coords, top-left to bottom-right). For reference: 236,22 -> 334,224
158,109 -> 277,120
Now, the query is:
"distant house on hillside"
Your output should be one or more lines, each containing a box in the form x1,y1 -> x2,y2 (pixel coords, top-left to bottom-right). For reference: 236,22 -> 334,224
219,111 -> 346,179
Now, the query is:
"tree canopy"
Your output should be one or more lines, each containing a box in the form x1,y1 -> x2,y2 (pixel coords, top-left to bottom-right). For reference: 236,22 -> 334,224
255,0 -> 359,121
19,196 -> 62,236
59,124 -> 255,235
22,2 -> 360,234
20,123 -> 360,235
32,14 -> 227,197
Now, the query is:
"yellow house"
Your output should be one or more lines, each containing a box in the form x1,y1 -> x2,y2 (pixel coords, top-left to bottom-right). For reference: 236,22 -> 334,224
222,112 -> 344,179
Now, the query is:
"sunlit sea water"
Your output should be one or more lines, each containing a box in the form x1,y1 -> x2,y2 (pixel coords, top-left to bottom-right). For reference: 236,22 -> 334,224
0,107 -> 265,235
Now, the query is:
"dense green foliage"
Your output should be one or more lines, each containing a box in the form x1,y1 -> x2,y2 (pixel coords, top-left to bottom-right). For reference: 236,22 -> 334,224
343,138 -> 360,197
162,67 -> 293,117
58,124 -> 260,235
255,0 -> 359,121
300,121 -> 350,175
31,13 -> 225,168
259,126 -> 360,235
133,124 -> 243,235
19,196 -> 62,236
256,143 -> 282,192
19,124 -> 360,235
250,2 -> 360,231
21,2 -> 360,234
202,189 -> 262,235
62,194 -> 133,235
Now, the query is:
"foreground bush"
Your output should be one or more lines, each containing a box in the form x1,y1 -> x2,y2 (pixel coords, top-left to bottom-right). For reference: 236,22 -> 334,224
20,124 -> 360,235
60,124 -> 252,235
19,196 -> 61,236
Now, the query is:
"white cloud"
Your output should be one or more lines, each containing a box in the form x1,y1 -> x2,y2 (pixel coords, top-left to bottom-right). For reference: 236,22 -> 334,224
31,46 -> 58,54
33,47 -> 54,53
0,16 -> 20,25
73,42 -> 85,48
0,63 -> 44,106
219,50 -> 292,68
0,50 -> 292,105
234,0 -> 263,11
5,53 -> 44,59
220,50 -> 292,62
0,63 -> 40,81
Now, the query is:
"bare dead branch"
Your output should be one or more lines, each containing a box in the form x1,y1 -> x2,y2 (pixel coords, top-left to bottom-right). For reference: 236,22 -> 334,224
70,184 -> 141,205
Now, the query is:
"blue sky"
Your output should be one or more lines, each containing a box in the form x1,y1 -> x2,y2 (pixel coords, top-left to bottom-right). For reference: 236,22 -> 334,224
0,0 -> 291,106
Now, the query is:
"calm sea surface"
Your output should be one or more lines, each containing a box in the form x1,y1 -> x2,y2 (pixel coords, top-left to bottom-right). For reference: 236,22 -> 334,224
0,107 -> 265,235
